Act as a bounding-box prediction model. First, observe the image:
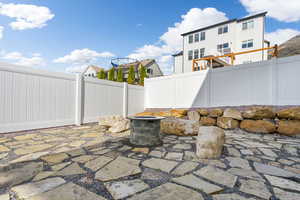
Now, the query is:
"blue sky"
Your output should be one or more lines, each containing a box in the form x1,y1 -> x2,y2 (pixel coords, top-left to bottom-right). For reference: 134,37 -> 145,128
0,0 -> 299,74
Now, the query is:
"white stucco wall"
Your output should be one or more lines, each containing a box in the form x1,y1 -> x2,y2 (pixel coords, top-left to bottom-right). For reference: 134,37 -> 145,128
174,55 -> 183,74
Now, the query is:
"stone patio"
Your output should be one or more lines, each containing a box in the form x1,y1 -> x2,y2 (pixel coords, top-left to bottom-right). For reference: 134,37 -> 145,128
0,123 -> 300,200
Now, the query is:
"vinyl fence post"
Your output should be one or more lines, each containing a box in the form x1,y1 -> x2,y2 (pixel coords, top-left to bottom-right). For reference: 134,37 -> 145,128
123,82 -> 128,117
75,74 -> 83,125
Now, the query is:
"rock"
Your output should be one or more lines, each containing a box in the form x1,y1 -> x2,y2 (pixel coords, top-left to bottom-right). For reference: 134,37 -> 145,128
253,162 -> 298,178
55,163 -> 86,176
240,120 -> 276,133
196,126 -> 225,159
217,117 -> 239,129
194,166 -> 237,187
242,106 -> 275,119
0,162 -> 43,188
172,161 -> 198,176
51,162 -> 71,171
27,182 -> 106,200
141,168 -> 169,181
200,117 -> 216,126
109,120 -> 130,133
149,150 -> 165,158
187,111 -> 200,121
265,175 -> 300,192
273,187 -> 300,200
198,109 -> 209,116
72,155 -> 97,163
239,179 -> 272,199
277,120 -> 300,136
84,156 -> 113,171
213,193 -> 256,200
209,108 -> 223,117
227,168 -> 264,182
277,107 -> 300,120
172,174 -> 223,194
0,193 -> 9,200
132,147 -> 149,154
170,109 -> 187,118
98,115 -> 124,126
223,108 -> 243,120
0,145 -> 9,152
165,152 -> 183,161
95,156 -> 141,181
11,177 -> 66,199
127,183 -> 204,200
161,118 -> 199,136
173,143 -> 192,150
14,144 -> 53,155
135,111 -> 156,117
104,179 -> 149,199
142,158 -> 178,173
40,153 -> 69,165
227,157 -> 251,169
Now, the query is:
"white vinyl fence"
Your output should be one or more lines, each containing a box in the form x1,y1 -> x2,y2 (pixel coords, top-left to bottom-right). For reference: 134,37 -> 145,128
145,55 -> 300,109
0,62 -> 144,133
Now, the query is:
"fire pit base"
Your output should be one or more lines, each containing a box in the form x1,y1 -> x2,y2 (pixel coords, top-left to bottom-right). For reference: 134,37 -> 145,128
128,116 -> 165,147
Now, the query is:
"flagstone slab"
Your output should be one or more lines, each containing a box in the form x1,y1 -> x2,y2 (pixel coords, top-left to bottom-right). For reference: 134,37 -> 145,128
194,166 -> 237,187
72,155 -> 97,163
172,161 -> 198,176
212,193 -> 256,200
55,163 -> 86,176
40,153 -> 69,165
128,183 -> 203,200
0,145 -> 9,152
14,144 -> 53,155
10,151 -> 50,164
12,177 -> 66,199
240,179 -> 272,199
84,156 -> 113,171
0,193 -> 9,200
33,171 -> 56,181
265,175 -> 300,192
273,187 -> 300,200
172,174 -> 223,194
95,156 -> 141,181
105,179 -> 149,199
27,182 -> 106,200
142,158 -> 178,173
253,162 -> 298,178
51,161 -> 71,171
165,152 -> 183,161
226,157 -> 251,169
14,133 -> 38,141
227,168 -> 264,181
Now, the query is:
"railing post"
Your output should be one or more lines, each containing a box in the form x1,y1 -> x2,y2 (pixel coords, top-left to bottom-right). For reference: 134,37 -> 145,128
75,74 -> 83,126
123,82 -> 128,118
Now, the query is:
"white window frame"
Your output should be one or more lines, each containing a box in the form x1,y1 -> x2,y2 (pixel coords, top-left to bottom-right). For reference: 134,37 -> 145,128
200,48 -> 205,58
217,43 -> 229,53
194,49 -> 199,59
188,35 -> 193,43
242,20 -> 254,30
242,39 -> 254,49
188,50 -> 193,60
200,31 -> 205,41
218,25 -> 228,35
194,33 -> 199,42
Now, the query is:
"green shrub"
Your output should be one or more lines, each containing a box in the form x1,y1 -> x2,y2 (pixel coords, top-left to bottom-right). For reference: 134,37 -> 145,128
127,65 -> 135,84
116,68 -> 123,82
108,67 -> 115,81
97,69 -> 106,79
138,64 -> 148,86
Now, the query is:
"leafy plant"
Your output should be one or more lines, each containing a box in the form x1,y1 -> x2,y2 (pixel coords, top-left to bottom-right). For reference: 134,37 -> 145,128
116,68 -> 123,82
127,65 -> 135,84
108,67 -> 115,81
97,69 -> 106,79
138,64 -> 148,86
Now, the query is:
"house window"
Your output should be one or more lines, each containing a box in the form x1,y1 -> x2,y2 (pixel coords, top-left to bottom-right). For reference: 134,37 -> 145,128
242,39 -> 254,48
188,35 -> 193,43
242,20 -> 254,30
200,32 -> 205,41
218,25 -> 228,34
194,49 -> 199,59
188,50 -> 193,60
200,48 -> 205,58
217,43 -> 229,53
146,68 -> 153,75
194,33 -> 199,42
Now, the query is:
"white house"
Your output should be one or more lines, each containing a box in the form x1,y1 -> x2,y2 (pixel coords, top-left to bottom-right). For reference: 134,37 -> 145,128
84,65 -> 104,77
173,12 -> 270,74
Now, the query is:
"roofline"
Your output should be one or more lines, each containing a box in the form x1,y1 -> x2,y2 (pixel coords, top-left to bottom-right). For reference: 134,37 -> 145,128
181,12 -> 267,36
172,51 -> 183,57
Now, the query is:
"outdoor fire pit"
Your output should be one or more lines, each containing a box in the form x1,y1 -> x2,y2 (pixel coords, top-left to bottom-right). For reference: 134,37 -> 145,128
128,116 -> 165,146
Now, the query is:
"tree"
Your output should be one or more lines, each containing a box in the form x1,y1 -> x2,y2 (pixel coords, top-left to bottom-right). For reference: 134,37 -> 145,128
97,69 -> 106,79
127,65 -> 135,84
108,67 -> 115,81
138,64 -> 148,86
116,68 -> 123,82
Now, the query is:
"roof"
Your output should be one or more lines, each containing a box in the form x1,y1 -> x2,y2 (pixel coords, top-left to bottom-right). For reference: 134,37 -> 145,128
172,51 -> 183,57
87,65 -> 104,72
116,59 -> 155,70
181,12 -> 267,36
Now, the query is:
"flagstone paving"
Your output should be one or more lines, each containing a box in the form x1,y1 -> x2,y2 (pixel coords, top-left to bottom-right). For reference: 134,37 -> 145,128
0,124 -> 300,199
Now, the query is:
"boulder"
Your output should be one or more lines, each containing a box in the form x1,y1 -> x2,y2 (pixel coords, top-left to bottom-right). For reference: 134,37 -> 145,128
196,126 -> 225,159
170,109 -> 188,118
198,109 -> 209,116
99,115 -> 124,127
242,106 -> 275,119
277,107 -> 300,120
209,109 -> 223,117
135,112 -> 155,117
161,118 -> 199,136
223,108 -> 243,120
109,120 -> 130,133
277,120 -> 300,136
217,117 -> 239,129
187,111 -> 200,121
240,120 -> 276,133
200,117 -> 216,126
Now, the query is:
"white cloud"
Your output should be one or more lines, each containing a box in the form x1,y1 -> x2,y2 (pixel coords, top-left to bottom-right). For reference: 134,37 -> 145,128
0,26 -> 3,39
54,48 -> 115,73
128,8 -> 228,74
240,0 -> 300,22
0,3 -> 54,30
266,29 -> 300,45
2,51 -> 45,67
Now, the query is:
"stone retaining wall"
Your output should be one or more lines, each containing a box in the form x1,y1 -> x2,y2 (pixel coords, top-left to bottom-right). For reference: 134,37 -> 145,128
136,106 -> 300,136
